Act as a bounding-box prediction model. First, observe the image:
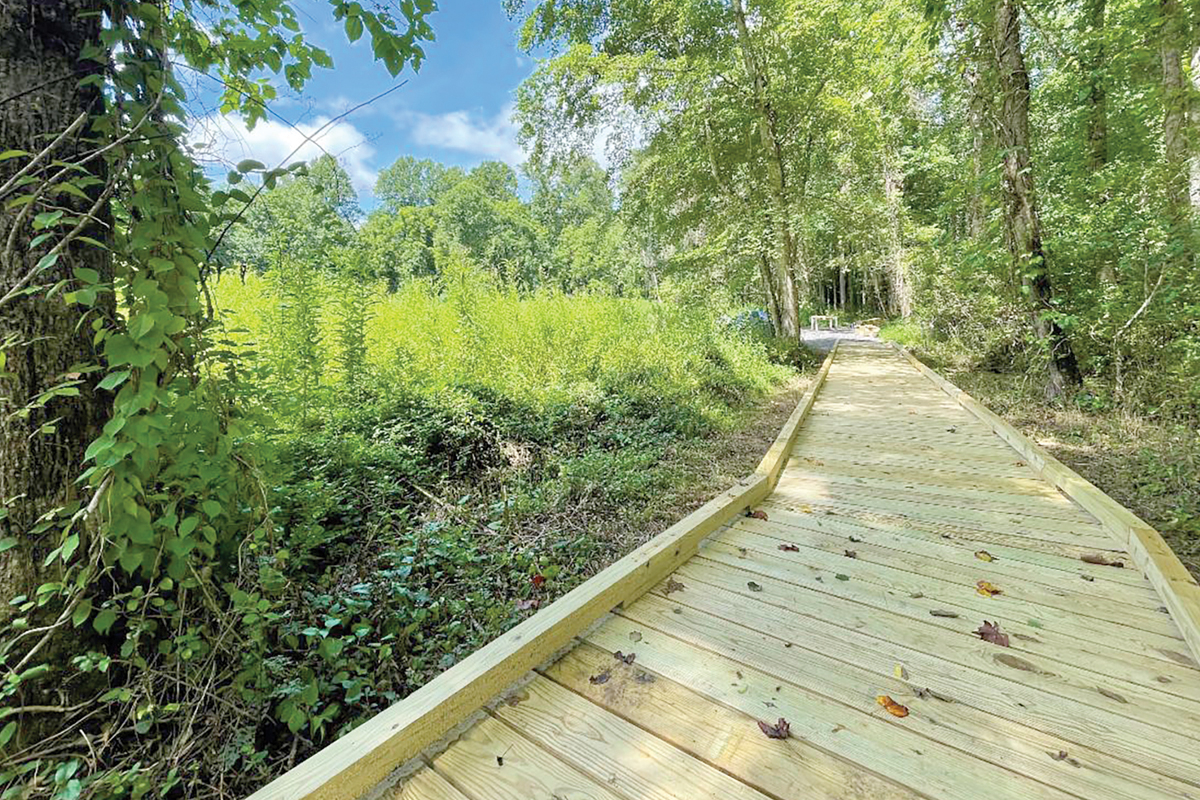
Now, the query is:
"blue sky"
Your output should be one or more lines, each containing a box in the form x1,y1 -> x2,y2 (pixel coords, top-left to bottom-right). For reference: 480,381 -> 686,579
187,1 -> 540,202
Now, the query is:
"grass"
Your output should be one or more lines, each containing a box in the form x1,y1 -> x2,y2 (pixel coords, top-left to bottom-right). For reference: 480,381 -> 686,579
199,265 -> 808,788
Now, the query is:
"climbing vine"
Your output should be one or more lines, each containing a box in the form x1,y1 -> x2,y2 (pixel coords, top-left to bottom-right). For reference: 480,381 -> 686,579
0,1 -> 433,796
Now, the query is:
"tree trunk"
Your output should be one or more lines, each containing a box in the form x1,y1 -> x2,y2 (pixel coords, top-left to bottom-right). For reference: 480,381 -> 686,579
731,0 -> 799,338
1161,0 -> 1191,259
966,62 -> 987,240
1191,46 -> 1200,209
883,152 -> 912,317
991,0 -> 1081,400
1084,0 -> 1108,171
1083,0 -> 1116,284
0,1 -> 112,609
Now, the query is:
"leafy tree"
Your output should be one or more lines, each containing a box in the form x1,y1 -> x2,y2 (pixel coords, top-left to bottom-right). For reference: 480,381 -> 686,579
469,159 -> 520,200
374,155 -> 465,210
222,155 -> 359,273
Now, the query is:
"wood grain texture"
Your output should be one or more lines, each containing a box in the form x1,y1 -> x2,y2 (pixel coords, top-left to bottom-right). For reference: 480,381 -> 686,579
890,342 -> 1200,667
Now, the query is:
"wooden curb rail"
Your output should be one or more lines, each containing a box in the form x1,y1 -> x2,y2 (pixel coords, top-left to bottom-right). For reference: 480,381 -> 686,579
890,341 -> 1200,666
246,343 -> 840,800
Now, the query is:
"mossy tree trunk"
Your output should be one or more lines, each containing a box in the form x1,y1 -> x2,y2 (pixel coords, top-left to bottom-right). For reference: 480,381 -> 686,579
0,0 -> 112,609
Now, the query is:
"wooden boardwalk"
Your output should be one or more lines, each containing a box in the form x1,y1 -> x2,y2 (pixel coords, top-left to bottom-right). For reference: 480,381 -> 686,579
254,342 -> 1200,800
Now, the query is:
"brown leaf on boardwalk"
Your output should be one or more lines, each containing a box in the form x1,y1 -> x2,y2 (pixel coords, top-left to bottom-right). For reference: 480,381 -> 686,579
778,543 -> 800,552
613,651 -> 636,665
799,504 -> 813,513
876,695 -> 909,717
848,535 -> 862,543
974,550 -> 995,562
589,670 -> 610,685
757,717 -> 791,739
976,580 -> 1003,597
1081,553 -> 1125,568
1014,460 -> 1026,467
929,609 -> 960,618
746,509 -> 769,521
747,581 -> 763,592
976,620 -> 1010,647
844,549 -> 858,559
915,687 -> 954,702
664,578 -> 685,595
1049,750 -> 1081,767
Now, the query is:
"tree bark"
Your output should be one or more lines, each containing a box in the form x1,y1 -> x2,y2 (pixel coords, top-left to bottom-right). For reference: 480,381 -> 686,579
1161,0 -> 1191,260
1082,0 -> 1116,284
966,61 -> 988,240
0,0 -> 112,608
991,0 -> 1081,400
731,0 -> 799,338
883,151 -> 912,317
1083,0 -> 1108,171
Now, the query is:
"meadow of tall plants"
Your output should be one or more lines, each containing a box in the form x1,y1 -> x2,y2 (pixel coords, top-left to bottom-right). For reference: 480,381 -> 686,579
157,257 -> 797,793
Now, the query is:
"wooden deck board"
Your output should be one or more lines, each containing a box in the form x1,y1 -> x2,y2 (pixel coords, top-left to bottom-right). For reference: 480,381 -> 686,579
278,342 -> 1200,800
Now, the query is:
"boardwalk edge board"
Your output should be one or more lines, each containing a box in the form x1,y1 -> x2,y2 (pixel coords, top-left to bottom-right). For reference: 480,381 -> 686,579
756,341 -> 839,492
245,343 -> 838,800
889,341 -> 1200,665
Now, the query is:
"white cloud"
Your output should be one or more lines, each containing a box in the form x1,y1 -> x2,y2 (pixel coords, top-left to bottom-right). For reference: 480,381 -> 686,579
407,103 -> 526,166
187,113 -> 378,194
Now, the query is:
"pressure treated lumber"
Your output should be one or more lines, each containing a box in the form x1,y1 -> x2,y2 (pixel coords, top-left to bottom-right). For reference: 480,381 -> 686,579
891,342 -> 1200,666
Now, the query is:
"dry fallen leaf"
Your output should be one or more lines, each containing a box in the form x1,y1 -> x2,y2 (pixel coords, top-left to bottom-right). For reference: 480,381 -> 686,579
974,550 -> 995,562
590,670 -> 610,685
976,620 -> 1010,647
929,609 -> 960,618
876,695 -> 910,718
515,598 -> 538,611
1049,750 -> 1081,767
757,717 -> 791,739
778,543 -> 800,552
894,664 -> 908,680
976,580 -> 1003,597
835,573 -> 850,581
1081,553 -> 1125,568
613,651 -> 636,665
844,549 -> 858,559
531,573 -> 546,589
635,671 -> 656,684
800,504 -> 813,514
747,581 -> 763,593
664,578 -> 686,595
747,509 -> 769,521
848,535 -> 862,543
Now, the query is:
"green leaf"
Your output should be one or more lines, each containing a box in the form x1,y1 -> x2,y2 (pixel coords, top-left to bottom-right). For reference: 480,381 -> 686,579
0,150 -> 30,162
93,608 -> 118,634
61,533 -> 80,562
346,15 -> 364,42
72,597 -> 93,628
74,267 -> 101,283
237,159 -> 266,173
0,538 -> 17,553
97,370 -> 131,391
201,499 -> 221,518
0,721 -> 16,747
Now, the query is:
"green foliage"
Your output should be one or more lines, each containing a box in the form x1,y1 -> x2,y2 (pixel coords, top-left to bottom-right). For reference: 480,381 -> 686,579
1,0 -> 434,797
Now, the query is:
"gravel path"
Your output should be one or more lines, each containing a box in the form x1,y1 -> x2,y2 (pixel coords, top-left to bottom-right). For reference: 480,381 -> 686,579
800,327 -> 884,354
